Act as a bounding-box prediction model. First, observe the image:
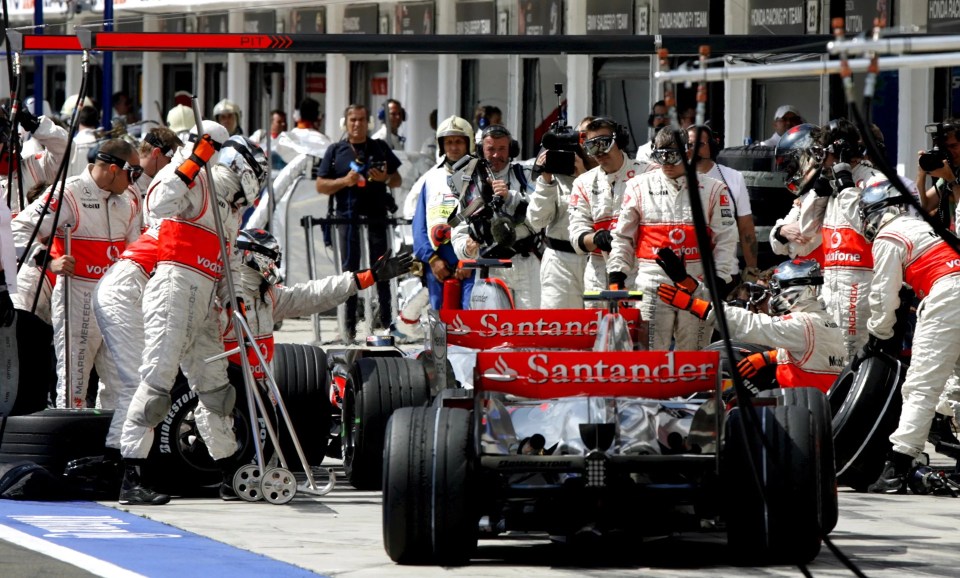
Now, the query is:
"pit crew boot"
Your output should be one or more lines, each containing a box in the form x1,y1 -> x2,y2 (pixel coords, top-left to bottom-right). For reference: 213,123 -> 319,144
217,459 -> 239,501
867,451 -> 913,494
119,459 -> 170,505
928,414 -> 960,459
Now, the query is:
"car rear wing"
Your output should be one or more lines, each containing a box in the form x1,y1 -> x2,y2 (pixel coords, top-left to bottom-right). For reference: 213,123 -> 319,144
474,350 -> 721,400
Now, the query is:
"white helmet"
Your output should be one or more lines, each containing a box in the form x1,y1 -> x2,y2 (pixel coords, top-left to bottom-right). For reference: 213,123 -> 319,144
60,94 -> 95,120
219,135 -> 268,208
166,105 -> 194,134
436,115 -> 476,156
213,99 -> 241,130
769,259 -> 824,315
188,120 -> 229,165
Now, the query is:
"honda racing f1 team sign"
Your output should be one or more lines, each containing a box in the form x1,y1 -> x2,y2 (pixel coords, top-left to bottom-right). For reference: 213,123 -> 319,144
475,350 -> 720,399
439,309 -> 641,349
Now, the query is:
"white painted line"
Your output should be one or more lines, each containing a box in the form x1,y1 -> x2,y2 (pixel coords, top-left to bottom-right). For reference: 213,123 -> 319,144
0,524 -> 148,578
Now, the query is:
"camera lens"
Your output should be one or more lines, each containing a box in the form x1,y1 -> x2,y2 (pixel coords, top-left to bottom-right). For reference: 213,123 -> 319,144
919,151 -> 945,172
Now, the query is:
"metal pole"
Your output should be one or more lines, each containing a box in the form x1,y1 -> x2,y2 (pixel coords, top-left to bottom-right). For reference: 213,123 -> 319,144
359,222 -> 373,336
828,35 -> 960,56
301,216 -> 322,344
655,52 -> 960,84
63,225 -> 72,407
331,222 -> 348,342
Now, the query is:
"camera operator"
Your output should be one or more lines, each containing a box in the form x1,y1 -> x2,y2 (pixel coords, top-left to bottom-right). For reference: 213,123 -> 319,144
452,124 -> 540,308
917,119 -> 960,227
316,104 -> 402,341
528,116 -> 595,309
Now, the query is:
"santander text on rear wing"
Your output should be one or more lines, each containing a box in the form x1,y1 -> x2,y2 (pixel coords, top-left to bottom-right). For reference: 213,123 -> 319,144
475,350 -> 721,399
439,309 -> 642,350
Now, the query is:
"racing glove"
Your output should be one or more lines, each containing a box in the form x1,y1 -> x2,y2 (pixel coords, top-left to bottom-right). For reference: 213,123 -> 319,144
16,107 -> 40,133
851,333 -> 882,371
356,250 -> 415,289
592,229 -> 613,252
737,349 -> 778,379
608,271 -> 627,290
0,270 -> 14,328
656,247 -> 698,292
176,134 -> 218,185
832,162 -> 855,191
813,175 -> 834,198
657,283 -> 711,320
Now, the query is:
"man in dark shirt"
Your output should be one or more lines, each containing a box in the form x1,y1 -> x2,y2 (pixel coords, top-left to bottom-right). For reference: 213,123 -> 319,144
316,104 -> 402,341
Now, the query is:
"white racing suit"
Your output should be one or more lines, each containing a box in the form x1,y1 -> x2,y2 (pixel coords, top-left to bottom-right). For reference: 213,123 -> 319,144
568,153 -> 653,296
798,162 -> 880,357
223,266 -> 358,382
451,161 -> 541,309
607,171 -> 738,351
1,116 -> 69,214
769,191 -> 823,262
527,173 -> 587,309
121,164 -> 242,462
868,215 -> 960,459
715,304 -> 846,392
11,168 -> 140,407
93,227 -> 158,449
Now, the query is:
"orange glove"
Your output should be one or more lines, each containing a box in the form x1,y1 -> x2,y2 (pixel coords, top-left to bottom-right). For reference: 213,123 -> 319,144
176,134 -> 218,185
657,283 -> 711,320
737,350 -> 778,379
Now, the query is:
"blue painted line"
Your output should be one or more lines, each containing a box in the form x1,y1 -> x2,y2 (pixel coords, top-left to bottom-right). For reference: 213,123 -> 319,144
0,500 -> 327,578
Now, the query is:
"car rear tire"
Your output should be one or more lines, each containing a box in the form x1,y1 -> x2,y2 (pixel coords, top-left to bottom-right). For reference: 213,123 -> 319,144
724,404 -> 822,564
758,387 -> 838,535
383,406 -> 478,565
271,343 -> 330,472
342,357 -> 430,490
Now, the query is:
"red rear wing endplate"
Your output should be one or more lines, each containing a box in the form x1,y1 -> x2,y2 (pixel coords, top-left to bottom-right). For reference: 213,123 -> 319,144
475,350 -> 720,399
440,309 -> 641,350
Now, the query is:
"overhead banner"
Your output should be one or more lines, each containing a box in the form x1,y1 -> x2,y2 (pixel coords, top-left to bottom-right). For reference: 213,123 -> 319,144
747,0 -> 805,35
396,2 -> 435,34
657,0 -> 710,36
293,8 -> 327,34
456,1 -> 496,35
343,4 -> 379,35
519,0 -> 562,36
586,0 -> 634,35
843,0 -> 892,35
928,1 -> 960,34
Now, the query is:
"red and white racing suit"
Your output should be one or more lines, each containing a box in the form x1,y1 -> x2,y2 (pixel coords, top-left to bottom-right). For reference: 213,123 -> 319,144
798,162 -> 880,357
11,167 -> 140,407
718,304 -> 846,392
527,173 -> 587,309
1,116 -> 69,214
93,227 -> 159,449
769,191 -> 824,263
607,172 -> 738,351
568,153 -> 653,296
868,214 -> 960,459
121,164 -> 242,462
223,265 -> 359,381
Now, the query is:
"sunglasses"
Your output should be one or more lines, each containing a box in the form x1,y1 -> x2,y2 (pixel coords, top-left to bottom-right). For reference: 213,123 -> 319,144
97,151 -> 144,182
652,148 -> 684,166
583,134 -> 616,157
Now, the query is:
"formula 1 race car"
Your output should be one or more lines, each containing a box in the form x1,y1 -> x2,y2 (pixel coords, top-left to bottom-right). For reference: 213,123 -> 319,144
381,293 -> 836,565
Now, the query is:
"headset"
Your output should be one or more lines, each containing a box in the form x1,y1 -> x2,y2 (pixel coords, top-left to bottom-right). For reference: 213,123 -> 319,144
586,116 -> 630,151
691,124 -> 720,161
339,104 -> 376,134
479,124 -> 520,159
378,99 -> 406,123
476,105 -> 501,130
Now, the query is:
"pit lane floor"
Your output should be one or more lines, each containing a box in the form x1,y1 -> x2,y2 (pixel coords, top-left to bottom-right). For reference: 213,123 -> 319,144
3,318 -> 960,577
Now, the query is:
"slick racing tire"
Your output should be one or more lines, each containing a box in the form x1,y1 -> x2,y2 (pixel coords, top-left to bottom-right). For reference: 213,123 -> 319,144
831,355 -> 903,492
343,357 -> 430,490
758,387 -> 838,535
272,343 -> 331,472
383,406 -> 478,565
149,371 -> 260,495
0,409 -> 112,476
723,404 -> 822,565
